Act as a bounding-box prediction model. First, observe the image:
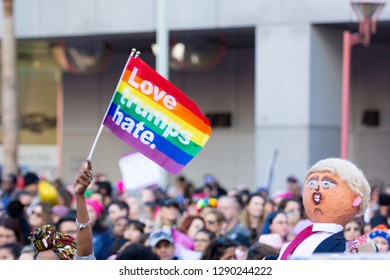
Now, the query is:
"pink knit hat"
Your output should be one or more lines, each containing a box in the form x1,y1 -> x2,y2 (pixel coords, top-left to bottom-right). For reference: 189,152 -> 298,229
116,180 -> 124,195
85,199 -> 104,218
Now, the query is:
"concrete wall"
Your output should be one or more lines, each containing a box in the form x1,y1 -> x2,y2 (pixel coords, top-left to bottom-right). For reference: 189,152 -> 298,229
350,42 -> 390,188
7,0 -> 389,38
309,26 -> 343,165
255,24 -> 312,192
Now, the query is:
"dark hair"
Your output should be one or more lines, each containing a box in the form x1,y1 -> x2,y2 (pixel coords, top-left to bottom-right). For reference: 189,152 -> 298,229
176,176 -> 186,184
116,243 -> 160,260
140,233 -> 150,244
278,197 -> 303,217
0,216 -> 24,245
261,210 -> 287,235
5,200 -> 31,245
244,193 -> 265,207
246,242 -> 279,260
6,200 -> 25,219
109,238 -> 128,256
233,194 -> 244,209
345,216 -> 365,235
23,172 -> 40,186
178,215 -> 205,234
238,189 -> 252,204
160,198 -> 180,209
126,219 -> 145,233
0,242 -> 22,259
184,182 -> 195,199
379,194 -> 390,206
108,200 -> 130,215
287,176 -> 298,183
241,193 -> 266,238
200,237 -> 237,260
196,228 -> 216,240
96,181 -> 112,197
55,215 -> 77,232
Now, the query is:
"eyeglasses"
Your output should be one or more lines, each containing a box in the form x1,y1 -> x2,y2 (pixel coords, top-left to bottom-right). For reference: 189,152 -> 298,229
345,227 -> 360,232
274,220 -> 288,225
161,199 -> 179,208
31,210 -> 43,218
206,220 -> 217,225
194,238 -> 209,243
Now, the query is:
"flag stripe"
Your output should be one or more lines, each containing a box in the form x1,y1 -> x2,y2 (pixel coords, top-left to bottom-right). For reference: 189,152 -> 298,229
123,69 -> 211,136
111,92 -> 204,156
116,81 -> 210,147
104,103 -> 194,166
125,58 -> 211,125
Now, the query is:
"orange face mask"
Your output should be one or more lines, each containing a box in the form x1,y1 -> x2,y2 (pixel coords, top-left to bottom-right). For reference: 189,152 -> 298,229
302,172 -> 359,226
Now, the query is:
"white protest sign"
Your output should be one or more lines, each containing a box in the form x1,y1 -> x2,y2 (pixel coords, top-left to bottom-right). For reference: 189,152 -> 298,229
118,152 -> 161,190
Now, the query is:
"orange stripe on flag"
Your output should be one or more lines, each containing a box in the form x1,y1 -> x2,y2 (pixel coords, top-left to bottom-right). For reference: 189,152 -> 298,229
122,69 -> 211,136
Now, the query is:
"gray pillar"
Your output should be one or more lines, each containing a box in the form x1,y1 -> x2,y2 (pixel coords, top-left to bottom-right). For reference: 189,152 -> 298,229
254,24 -> 342,195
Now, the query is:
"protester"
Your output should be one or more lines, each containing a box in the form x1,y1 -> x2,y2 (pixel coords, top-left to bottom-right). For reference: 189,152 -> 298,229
240,193 -> 266,244
18,245 -> 34,260
193,228 -> 215,253
73,160 -> 98,260
1,154 -> 390,261
369,225 -> 390,253
154,198 -> 182,230
115,242 -> 159,260
148,228 -> 179,260
28,160 -> 95,260
28,202 -> 53,229
200,237 -> 237,260
178,215 -> 205,240
246,242 -> 280,260
0,174 -> 18,209
0,242 -> 21,259
260,210 -> 290,246
0,216 -> 24,247
29,224 -> 78,260
343,217 -> 364,241
217,195 -> 250,246
56,216 -> 78,240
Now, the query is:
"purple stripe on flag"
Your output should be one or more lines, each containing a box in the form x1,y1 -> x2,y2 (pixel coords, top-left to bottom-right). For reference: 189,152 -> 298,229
103,117 -> 184,174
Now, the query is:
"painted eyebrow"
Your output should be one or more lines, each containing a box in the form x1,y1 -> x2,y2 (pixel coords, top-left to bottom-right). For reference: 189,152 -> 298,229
321,176 -> 337,184
307,175 -> 319,181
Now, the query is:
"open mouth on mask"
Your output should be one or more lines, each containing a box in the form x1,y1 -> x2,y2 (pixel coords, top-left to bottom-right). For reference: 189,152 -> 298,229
312,192 -> 322,205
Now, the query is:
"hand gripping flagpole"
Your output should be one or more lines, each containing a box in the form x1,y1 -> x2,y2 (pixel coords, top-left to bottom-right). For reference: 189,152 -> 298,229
86,48 -> 139,161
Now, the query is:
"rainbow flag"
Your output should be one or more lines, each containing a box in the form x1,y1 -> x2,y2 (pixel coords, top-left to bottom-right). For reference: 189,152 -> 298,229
103,53 -> 211,174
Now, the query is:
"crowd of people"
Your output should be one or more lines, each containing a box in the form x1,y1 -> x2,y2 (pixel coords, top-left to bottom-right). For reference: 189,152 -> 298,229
1,159 -> 390,260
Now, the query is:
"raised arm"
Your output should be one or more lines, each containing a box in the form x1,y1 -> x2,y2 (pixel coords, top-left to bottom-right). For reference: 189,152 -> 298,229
74,160 -> 94,258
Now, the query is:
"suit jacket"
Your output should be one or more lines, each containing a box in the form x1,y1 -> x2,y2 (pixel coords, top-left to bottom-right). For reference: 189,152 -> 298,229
267,231 -> 346,260
313,231 -> 346,253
